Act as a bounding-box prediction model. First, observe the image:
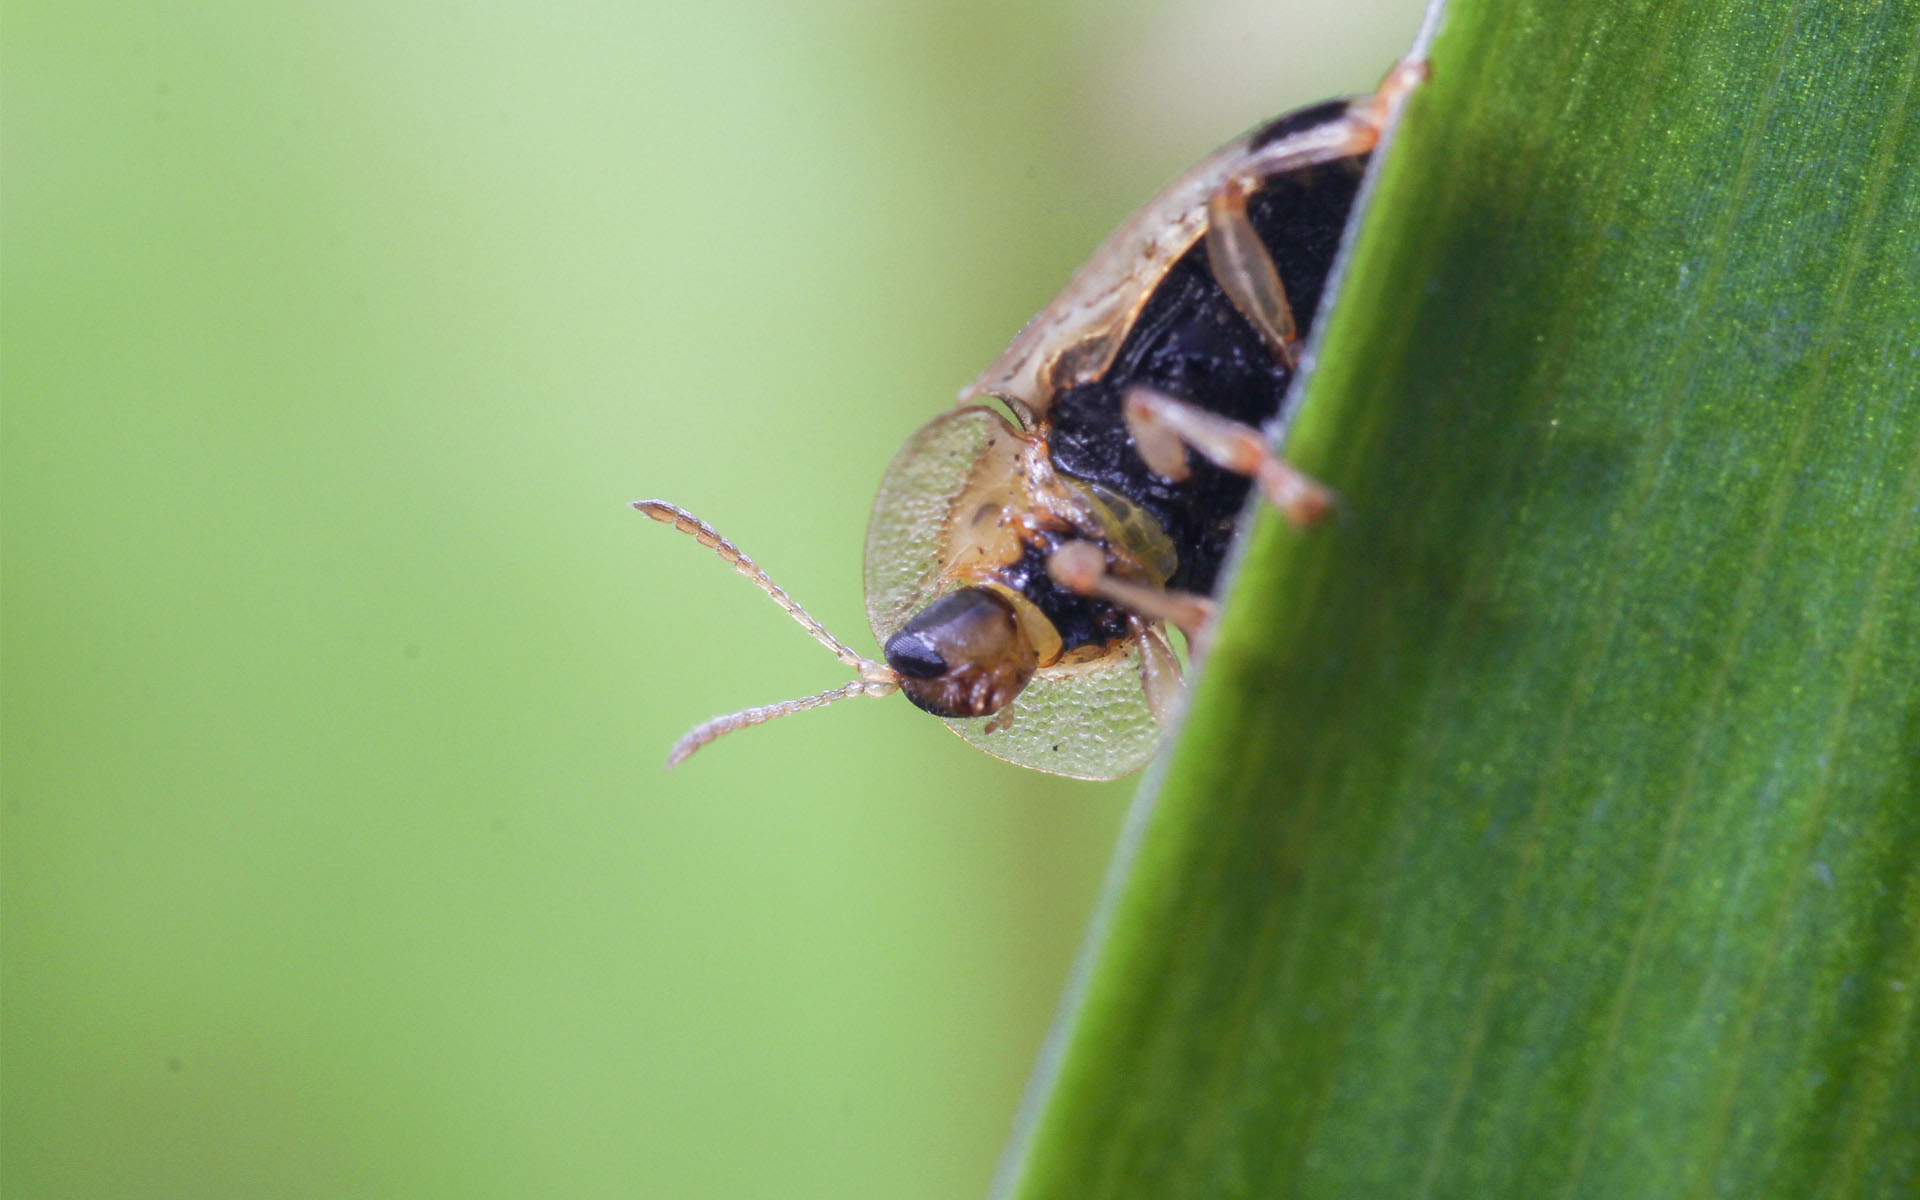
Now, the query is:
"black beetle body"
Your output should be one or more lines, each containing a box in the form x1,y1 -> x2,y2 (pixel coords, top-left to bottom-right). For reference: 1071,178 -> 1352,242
1045,150 -> 1364,609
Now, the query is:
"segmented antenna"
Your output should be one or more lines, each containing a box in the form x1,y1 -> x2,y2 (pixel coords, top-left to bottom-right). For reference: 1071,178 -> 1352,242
634,499 -> 899,768
668,678 -> 899,768
632,500 -> 873,668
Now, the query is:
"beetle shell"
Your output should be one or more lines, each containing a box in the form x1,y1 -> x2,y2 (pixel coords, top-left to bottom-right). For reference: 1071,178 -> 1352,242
862,108 -> 1374,778
642,63 -> 1427,777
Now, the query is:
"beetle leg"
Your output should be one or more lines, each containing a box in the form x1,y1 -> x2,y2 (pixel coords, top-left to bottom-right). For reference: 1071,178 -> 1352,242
1136,621 -> 1185,725
1124,387 -> 1330,525
1364,56 -> 1431,131
1205,175 -> 1300,368
1241,56 -> 1428,176
1203,59 -> 1428,369
1047,540 -> 1216,643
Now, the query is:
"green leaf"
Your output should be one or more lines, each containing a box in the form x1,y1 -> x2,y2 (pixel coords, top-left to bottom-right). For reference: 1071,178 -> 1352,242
995,2 -> 1920,1197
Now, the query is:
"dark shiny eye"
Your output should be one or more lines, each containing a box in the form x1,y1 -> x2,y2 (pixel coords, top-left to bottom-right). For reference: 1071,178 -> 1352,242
882,587 -> 1038,719
882,630 -> 948,679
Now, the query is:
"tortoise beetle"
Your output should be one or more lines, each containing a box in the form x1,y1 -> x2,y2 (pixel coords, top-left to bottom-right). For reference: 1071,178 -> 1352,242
638,59 -> 1425,779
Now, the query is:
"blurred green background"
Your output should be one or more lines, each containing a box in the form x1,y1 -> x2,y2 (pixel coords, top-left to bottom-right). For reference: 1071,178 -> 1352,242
3,2 -> 1417,1195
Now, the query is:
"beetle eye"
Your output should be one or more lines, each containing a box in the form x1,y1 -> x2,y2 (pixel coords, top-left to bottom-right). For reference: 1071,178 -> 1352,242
882,631 -> 948,679
883,587 -> 1037,719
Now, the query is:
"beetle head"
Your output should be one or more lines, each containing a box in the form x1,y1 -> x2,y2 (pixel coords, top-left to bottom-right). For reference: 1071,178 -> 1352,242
883,586 -> 1038,718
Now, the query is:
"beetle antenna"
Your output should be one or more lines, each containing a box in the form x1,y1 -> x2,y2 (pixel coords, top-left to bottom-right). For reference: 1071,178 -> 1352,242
635,499 -> 903,767
667,677 -> 899,769
633,499 -> 881,672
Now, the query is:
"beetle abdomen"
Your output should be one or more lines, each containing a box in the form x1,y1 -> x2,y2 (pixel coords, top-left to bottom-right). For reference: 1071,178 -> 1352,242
1047,153 -> 1367,596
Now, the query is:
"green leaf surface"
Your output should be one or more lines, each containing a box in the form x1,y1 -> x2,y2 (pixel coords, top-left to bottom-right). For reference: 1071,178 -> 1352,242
996,1 -> 1920,1197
